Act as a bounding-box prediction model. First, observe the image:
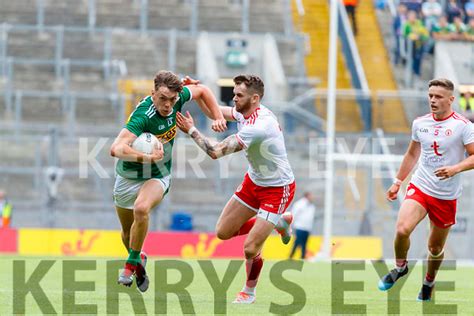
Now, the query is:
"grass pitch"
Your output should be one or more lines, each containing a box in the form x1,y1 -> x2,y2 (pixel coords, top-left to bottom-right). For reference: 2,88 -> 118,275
0,255 -> 473,315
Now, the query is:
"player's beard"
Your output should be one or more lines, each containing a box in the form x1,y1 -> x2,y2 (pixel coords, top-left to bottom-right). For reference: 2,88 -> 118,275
235,99 -> 251,114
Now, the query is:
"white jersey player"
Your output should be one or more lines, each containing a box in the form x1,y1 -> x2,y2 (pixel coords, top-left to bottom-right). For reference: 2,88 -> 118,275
410,111 -> 474,200
378,79 -> 474,302
232,104 -> 295,187
177,74 -> 296,304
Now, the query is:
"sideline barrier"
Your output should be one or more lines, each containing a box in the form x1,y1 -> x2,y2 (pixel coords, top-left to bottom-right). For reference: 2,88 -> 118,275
0,228 -> 17,253
0,228 -> 382,259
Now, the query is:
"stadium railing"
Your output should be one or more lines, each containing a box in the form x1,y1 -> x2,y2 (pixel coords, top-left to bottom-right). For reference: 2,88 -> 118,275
28,0 -> 295,36
0,89 -> 128,138
1,0 -> 306,77
337,0 -> 371,131
0,23 -> 127,79
0,88 -> 431,138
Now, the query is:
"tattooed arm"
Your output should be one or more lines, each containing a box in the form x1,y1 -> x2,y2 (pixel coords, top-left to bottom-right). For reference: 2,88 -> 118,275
176,111 -> 243,159
190,131 -> 242,159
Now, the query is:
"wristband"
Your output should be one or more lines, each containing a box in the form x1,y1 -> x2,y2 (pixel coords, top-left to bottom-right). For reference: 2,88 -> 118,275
393,178 -> 402,186
188,126 -> 197,136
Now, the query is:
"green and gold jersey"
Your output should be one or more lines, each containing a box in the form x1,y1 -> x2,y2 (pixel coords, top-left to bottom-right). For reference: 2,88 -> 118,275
432,24 -> 455,34
116,86 -> 192,180
466,26 -> 474,36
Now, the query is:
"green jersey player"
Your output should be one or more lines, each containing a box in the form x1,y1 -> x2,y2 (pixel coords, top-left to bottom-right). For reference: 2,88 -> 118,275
110,70 -> 226,291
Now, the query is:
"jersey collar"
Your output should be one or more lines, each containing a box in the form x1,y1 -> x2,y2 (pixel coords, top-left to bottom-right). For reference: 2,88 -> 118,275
432,111 -> 454,122
244,106 -> 261,120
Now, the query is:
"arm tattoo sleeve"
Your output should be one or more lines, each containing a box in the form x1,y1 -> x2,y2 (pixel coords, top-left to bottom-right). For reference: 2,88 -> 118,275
189,129 -> 243,159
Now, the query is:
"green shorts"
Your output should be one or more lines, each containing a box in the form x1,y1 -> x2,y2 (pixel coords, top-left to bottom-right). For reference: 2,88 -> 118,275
113,174 -> 171,210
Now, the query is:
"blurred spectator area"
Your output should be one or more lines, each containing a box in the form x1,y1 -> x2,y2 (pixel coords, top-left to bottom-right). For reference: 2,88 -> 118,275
380,0 -> 474,88
459,84 -> 474,121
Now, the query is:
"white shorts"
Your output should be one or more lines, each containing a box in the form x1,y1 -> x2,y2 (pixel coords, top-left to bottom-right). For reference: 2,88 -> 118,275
113,174 -> 171,210
232,195 -> 282,226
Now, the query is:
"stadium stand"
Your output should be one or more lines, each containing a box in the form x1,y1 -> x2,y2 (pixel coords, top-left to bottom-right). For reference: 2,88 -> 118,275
1,0 -> 473,261
0,0 -> 305,230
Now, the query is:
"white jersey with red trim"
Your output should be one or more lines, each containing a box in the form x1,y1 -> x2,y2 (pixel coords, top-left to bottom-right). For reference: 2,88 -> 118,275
411,112 -> 474,199
233,105 -> 295,187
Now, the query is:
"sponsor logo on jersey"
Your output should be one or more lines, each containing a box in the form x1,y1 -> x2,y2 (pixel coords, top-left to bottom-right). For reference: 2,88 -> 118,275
155,126 -> 177,143
431,140 -> 442,156
422,155 -> 445,166
158,124 -> 165,130
419,128 -> 429,133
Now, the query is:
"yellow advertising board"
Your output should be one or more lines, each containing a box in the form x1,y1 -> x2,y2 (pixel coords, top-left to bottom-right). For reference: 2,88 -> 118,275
19,229 -> 124,257
17,228 -> 382,259
262,235 -> 382,260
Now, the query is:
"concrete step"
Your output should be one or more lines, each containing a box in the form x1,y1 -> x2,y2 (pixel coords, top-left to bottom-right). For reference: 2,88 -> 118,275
0,0 -> 37,24
74,97 -> 121,125
62,33 -> 106,60
0,0 -> 288,33
110,33 -> 167,76
277,38 -> 299,77
0,139 -> 46,168
19,96 -> 64,123
249,17 -> 285,33
58,174 -> 114,201
8,95 -> 119,125
146,3 -> 192,30
0,173 -> 41,200
7,30 -> 56,59
11,65 -> 112,92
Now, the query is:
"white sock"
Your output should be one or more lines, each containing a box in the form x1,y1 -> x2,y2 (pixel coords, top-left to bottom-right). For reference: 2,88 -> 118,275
242,286 -> 256,296
396,263 -> 407,272
423,278 -> 435,287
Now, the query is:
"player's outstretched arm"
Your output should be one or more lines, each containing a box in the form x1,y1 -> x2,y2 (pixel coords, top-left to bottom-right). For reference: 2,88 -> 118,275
110,128 -> 163,163
192,98 -> 236,122
176,111 -> 243,159
434,142 -> 474,180
186,84 -> 227,132
386,140 -> 421,201
219,105 -> 236,122
182,76 -> 235,122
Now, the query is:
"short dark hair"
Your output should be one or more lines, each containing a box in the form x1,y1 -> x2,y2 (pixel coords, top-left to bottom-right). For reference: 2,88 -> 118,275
428,78 -> 454,91
233,74 -> 264,98
154,70 -> 182,93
